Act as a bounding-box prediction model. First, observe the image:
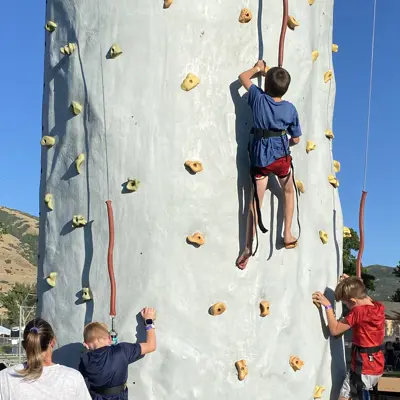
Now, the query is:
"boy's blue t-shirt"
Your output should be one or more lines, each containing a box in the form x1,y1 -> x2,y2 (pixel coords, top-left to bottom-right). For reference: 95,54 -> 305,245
79,342 -> 141,400
248,84 -> 302,168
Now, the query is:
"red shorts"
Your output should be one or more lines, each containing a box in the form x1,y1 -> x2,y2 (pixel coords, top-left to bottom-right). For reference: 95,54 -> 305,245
252,156 -> 292,179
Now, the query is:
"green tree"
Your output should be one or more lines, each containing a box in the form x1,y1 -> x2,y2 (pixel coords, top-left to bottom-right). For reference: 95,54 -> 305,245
0,223 -> 8,238
391,261 -> 400,302
343,228 -> 375,291
0,283 -> 36,326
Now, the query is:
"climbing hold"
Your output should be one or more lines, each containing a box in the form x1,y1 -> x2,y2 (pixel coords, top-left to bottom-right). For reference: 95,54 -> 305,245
312,50 -> 319,62
235,360 -> 248,381
325,130 -> 334,140
324,70 -> 333,83
295,180 -> 305,194
163,0 -> 173,8
187,232 -> 205,247
60,43 -> 76,55
126,178 -> 140,192
45,21 -> 57,32
332,44 -> 339,53
82,288 -> 92,301
343,227 -> 352,238
319,230 -> 328,245
75,153 -> 85,174
44,193 -> 54,210
289,356 -> 304,372
209,302 -> 226,316
110,43 -> 123,59
72,215 -> 87,228
46,272 -> 57,288
287,16 -> 300,30
40,136 -> 56,147
308,0 -> 315,4
333,160 -> 341,173
238,8 -> 252,23
184,160 -> 203,174
181,73 -> 200,91
70,101 -> 83,116
306,140 -> 316,153
260,301 -> 270,317
328,175 -> 339,188
313,386 -> 326,399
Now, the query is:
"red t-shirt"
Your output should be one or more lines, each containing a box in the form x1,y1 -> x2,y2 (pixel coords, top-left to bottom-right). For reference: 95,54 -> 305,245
345,301 -> 385,375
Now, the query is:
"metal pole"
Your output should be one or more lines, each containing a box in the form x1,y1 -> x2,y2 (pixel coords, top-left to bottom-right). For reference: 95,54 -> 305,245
18,305 -> 22,363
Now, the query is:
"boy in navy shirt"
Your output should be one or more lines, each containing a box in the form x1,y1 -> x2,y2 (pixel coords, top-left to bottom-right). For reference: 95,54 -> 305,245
79,307 -> 156,399
236,61 -> 302,269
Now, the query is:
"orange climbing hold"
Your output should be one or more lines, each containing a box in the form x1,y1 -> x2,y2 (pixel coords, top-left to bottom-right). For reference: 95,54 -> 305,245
187,232 -> 205,247
328,175 -> 339,188
184,160 -> 203,174
163,0 -> 173,8
209,302 -> 226,316
260,301 -> 270,317
238,8 -> 252,23
289,356 -> 304,371
325,130 -> 334,140
324,70 -> 333,83
287,16 -> 300,30
235,360 -> 248,381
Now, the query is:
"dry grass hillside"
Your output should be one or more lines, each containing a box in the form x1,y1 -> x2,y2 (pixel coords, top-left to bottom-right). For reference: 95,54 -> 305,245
0,206 -> 38,293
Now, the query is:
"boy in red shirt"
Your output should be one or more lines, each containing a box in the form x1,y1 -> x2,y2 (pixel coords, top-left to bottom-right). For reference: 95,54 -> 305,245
313,275 -> 385,400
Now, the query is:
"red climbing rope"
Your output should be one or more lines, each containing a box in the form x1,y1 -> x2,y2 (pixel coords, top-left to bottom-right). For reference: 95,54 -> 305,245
356,192 -> 367,278
106,200 -> 117,317
278,0 -> 289,67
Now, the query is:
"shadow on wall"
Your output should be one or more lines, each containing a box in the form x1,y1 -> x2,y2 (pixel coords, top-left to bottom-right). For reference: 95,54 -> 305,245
53,342 -> 85,370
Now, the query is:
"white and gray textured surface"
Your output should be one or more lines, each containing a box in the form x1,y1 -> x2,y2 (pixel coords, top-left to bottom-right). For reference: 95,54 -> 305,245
39,0 -> 346,398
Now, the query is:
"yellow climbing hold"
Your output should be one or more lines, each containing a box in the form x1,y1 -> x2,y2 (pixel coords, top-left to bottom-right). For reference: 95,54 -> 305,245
45,21 -> 57,32
260,301 -> 270,317
308,0 -> 315,4
209,302 -> 226,316
184,160 -> 203,174
319,230 -> 328,244
60,43 -> 76,55
328,175 -> 339,188
295,180 -> 305,194
163,0 -> 173,8
44,193 -> 54,210
75,153 -> 85,174
288,16 -> 300,30
324,70 -> 333,83
333,160 -> 341,173
181,73 -> 200,91
306,140 -> 316,153
343,227 -> 352,238
238,8 -> 252,23
332,44 -> 339,53
46,272 -> 57,288
110,43 -> 123,59
41,136 -> 56,147
325,130 -> 334,140
312,50 -> 319,62
289,356 -> 304,372
126,178 -> 140,192
72,215 -> 87,228
314,386 -> 326,399
187,232 -> 205,247
82,288 -> 92,301
235,360 -> 248,381
70,101 -> 83,116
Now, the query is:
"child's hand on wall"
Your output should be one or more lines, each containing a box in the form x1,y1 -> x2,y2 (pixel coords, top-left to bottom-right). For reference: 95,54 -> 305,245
312,292 -> 331,307
141,307 -> 156,321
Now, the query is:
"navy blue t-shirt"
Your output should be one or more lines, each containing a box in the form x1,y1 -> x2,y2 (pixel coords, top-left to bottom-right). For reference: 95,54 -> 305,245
79,343 -> 142,400
248,84 -> 302,168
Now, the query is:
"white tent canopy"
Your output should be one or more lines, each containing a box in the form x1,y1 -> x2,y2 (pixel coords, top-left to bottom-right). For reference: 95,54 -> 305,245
0,326 -> 11,336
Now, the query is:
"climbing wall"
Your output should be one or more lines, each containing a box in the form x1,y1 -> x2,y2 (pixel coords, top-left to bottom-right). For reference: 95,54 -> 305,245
39,0 -> 346,398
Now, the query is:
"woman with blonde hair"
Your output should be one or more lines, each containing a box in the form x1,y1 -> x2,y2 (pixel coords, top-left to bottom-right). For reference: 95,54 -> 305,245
0,318 -> 91,399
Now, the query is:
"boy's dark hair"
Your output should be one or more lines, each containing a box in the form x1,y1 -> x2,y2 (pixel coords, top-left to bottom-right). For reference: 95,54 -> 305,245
264,67 -> 291,97
334,276 -> 367,302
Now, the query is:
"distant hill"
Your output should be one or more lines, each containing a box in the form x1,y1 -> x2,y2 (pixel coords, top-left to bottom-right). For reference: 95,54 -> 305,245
0,206 -> 37,293
365,264 -> 399,301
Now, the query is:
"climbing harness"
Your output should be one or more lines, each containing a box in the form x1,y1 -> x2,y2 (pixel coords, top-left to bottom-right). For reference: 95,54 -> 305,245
356,0 -> 377,278
92,383 -> 127,396
350,343 -> 383,400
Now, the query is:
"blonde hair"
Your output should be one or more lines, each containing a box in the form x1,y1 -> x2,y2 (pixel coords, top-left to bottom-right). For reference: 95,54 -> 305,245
335,276 -> 367,302
83,322 -> 109,343
18,318 -> 55,381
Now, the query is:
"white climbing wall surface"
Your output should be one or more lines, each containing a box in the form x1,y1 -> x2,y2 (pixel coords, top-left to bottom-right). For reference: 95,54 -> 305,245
39,0 -> 346,398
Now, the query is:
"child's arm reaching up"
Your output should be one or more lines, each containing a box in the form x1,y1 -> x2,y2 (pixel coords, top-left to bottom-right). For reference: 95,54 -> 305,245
139,307 -> 157,355
239,60 -> 266,90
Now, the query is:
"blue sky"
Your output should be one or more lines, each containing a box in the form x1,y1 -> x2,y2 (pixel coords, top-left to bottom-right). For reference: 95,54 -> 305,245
0,1 -> 397,267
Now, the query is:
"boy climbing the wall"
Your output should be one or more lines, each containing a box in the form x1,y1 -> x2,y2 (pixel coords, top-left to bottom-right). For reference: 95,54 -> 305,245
79,307 -> 157,399
313,275 -> 385,400
236,61 -> 302,269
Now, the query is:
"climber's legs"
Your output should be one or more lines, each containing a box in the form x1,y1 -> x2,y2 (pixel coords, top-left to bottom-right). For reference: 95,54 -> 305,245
278,170 -> 297,247
236,175 -> 269,270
